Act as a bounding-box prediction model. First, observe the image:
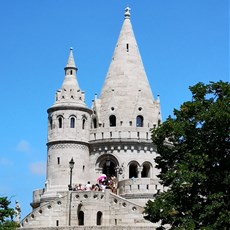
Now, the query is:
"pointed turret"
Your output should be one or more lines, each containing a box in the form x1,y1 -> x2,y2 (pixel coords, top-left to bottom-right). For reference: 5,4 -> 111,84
45,48 -> 92,196
65,47 -> 77,70
92,7 -> 161,130
52,48 -> 86,108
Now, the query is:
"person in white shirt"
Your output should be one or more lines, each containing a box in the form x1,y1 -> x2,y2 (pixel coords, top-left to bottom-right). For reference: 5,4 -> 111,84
85,181 -> 92,191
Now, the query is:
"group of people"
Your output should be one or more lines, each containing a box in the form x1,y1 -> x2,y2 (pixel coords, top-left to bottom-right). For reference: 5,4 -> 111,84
73,175 -> 117,194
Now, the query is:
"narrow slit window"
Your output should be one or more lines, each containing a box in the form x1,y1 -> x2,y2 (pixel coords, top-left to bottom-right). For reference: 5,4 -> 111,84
49,118 -> 53,130
82,119 -> 86,129
126,43 -> 129,52
96,211 -> 102,225
93,118 -> 97,128
57,157 -> 60,165
70,117 -> 75,128
58,117 -> 62,128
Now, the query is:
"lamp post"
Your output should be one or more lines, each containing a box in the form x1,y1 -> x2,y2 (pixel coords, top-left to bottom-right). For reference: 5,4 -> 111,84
68,158 -> 75,190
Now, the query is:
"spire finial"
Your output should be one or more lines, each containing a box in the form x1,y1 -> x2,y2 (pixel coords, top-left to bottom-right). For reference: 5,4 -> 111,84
124,6 -> 131,19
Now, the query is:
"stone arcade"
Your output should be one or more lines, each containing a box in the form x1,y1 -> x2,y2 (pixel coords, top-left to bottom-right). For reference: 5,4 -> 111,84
21,7 -> 163,229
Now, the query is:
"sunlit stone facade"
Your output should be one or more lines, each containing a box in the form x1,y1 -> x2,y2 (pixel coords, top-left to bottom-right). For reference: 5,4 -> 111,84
21,7 -> 162,229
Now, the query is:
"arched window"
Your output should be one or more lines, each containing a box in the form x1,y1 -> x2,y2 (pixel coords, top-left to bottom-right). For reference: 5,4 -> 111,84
129,163 -> 138,178
78,211 -> 84,226
96,211 -> 102,225
93,118 -> 97,128
141,163 -> 151,178
136,115 -> 143,127
82,119 -> 86,129
58,117 -> 62,128
70,117 -> 75,128
109,115 -> 116,127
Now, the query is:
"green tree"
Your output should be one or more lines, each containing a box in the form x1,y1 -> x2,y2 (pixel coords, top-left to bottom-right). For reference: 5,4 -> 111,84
144,81 -> 230,229
0,197 -> 18,230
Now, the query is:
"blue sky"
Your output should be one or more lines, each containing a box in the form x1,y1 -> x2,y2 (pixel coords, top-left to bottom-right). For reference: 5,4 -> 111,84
0,0 -> 229,219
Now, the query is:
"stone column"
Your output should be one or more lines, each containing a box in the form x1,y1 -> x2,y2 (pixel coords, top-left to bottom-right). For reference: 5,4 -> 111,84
137,166 -> 143,178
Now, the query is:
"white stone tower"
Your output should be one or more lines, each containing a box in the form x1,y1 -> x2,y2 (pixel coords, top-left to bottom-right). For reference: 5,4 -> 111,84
44,48 -> 92,199
90,7 -> 162,204
21,7 -> 162,229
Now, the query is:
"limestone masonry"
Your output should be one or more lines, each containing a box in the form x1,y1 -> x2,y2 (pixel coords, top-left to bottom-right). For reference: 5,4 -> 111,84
21,7 -> 163,229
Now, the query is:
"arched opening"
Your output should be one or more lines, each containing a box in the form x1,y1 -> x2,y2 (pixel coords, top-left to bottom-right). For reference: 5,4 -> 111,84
78,211 -> 84,226
102,161 -> 116,178
58,117 -> 62,128
70,117 -> 75,128
136,115 -> 144,127
82,119 -> 86,129
93,118 -> 97,128
109,115 -> 116,127
129,163 -> 138,178
141,163 -> 151,178
96,211 -> 102,225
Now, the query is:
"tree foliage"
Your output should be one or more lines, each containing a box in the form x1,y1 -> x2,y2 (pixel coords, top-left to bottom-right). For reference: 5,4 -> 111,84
144,81 -> 230,229
0,196 -> 18,229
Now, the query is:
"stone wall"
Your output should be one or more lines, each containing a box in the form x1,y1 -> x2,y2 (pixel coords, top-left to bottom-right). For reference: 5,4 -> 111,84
20,227 -> 156,230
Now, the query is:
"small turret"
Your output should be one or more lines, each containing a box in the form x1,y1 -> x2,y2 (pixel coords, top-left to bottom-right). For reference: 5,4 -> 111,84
44,49 -> 92,197
52,48 -> 86,108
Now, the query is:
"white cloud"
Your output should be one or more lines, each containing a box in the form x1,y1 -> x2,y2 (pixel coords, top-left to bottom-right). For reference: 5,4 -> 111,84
16,140 -> 31,153
0,157 -> 13,166
29,162 -> 46,175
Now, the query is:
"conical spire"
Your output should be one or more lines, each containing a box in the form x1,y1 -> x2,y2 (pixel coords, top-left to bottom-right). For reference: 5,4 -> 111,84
62,47 -> 79,90
65,47 -> 77,69
52,48 -> 86,107
94,7 -> 160,128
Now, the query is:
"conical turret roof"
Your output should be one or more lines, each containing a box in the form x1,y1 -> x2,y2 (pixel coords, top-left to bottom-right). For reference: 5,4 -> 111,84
51,48 -> 87,108
93,7 -> 161,129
